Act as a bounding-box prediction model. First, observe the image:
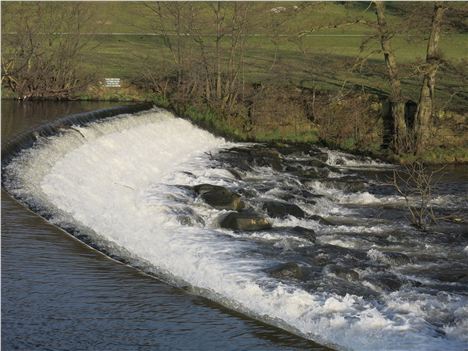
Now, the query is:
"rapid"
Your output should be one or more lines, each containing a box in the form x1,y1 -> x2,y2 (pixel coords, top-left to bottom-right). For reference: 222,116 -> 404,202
3,107 -> 468,351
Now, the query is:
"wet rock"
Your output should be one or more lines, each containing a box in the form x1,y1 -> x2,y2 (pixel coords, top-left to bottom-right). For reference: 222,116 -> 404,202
431,268 -> 468,283
323,264 -> 360,281
309,150 -> 329,163
174,207 -> 205,226
308,215 -> 334,226
301,190 -> 323,200
307,279 -> 378,298
291,226 -> 316,243
219,210 -> 272,231
251,148 -> 282,171
364,273 -> 402,292
294,168 -> 327,181
322,179 -> 367,193
218,149 -> 252,171
274,192 -> 296,201
306,158 -> 329,169
369,250 -> 412,266
268,226 -> 316,243
194,184 -> 245,211
383,252 -> 412,265
236,187 -> 258,199
221,146 -> 282,171
262,200 -> 306,219
267,262 -> 304,280
177,214 -> 205,226
227,168 -> 243,180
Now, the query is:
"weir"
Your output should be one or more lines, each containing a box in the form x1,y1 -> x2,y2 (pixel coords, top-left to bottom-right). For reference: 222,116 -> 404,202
1,102 -> 153,166
2,107 -> 467,351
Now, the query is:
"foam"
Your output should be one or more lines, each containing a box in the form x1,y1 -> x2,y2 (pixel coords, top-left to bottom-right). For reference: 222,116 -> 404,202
4,109 -> 467,351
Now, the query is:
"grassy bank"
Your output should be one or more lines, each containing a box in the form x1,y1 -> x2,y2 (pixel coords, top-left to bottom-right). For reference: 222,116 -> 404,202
70,83 -> 467,165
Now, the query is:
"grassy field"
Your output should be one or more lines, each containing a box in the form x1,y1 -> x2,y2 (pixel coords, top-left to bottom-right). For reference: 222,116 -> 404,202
81,33 -> 466,110
68,2 -> 467,111
3,1 -> 466,109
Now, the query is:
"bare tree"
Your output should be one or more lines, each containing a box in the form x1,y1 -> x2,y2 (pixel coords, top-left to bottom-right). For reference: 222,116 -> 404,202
1,2 -> 95,100
374,1 -> 407,154
393,161 -> 444,230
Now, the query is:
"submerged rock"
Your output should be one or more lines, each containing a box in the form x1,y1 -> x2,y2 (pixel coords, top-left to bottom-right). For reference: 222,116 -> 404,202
262,200 -> 306,219
227,168 -> 243,180
383,252 -> 412,265
291,226 -> 316,243
363,273 -> 403,292
323,264 -> 360,281
308,214 -> 334,226
177,214 -> 205,226
267,262 -> 304,280
267,226 -> 316,243
219,210 -> 272,231
369,250 -> 412,266
430,268 -> 468,283
194,184 -> 245,211
251,148 -> 282,171
322,179 -> 367,193
218,146 -> 283,171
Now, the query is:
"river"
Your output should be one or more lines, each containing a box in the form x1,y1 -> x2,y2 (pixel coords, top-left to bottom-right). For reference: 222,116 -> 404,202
2,101 -> 467,351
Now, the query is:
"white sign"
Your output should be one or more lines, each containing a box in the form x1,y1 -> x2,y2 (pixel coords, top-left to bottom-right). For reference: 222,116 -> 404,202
104,78 -> 121,88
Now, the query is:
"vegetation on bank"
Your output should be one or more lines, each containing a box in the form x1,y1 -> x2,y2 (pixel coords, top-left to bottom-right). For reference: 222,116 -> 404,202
1,2 -> 466,164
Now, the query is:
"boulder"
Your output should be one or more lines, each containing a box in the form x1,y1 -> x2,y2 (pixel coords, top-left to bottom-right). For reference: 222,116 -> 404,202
219,210 -> 272,231
262,200 -> 306,219
194,184 -> 244,211
268,262 -> 304,280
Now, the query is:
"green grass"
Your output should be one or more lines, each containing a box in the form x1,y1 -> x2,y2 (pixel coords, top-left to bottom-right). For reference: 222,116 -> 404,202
4,2 -> 465,109
399,146 -> 468,164
79,30 -> 467,110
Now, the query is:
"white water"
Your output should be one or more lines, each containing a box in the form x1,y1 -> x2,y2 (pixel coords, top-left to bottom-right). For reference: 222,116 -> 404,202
4,109 -> 467,351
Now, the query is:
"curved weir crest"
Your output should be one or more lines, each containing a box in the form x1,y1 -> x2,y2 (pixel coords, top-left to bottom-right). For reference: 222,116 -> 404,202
3,108 -> 468,351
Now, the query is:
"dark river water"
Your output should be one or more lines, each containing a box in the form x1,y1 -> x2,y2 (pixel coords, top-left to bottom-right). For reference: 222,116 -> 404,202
1,100 -> 327,351
2,100 -> 467,351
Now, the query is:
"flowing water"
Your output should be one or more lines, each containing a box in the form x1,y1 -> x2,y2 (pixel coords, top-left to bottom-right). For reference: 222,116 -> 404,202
2,102 -> 468,351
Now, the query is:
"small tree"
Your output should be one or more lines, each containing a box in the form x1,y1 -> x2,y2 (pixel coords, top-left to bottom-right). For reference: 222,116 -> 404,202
392,161 -> 443,230
1,2 -> 95,100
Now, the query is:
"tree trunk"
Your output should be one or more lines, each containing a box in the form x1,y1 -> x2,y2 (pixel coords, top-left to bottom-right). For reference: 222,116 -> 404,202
215,1 -> 222,100
414,3 -> 446,155
374,1 -> 407,153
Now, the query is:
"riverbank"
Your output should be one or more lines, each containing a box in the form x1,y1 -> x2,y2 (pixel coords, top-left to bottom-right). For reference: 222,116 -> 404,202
12,79 -> 468,165
2,85 -> 467,165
